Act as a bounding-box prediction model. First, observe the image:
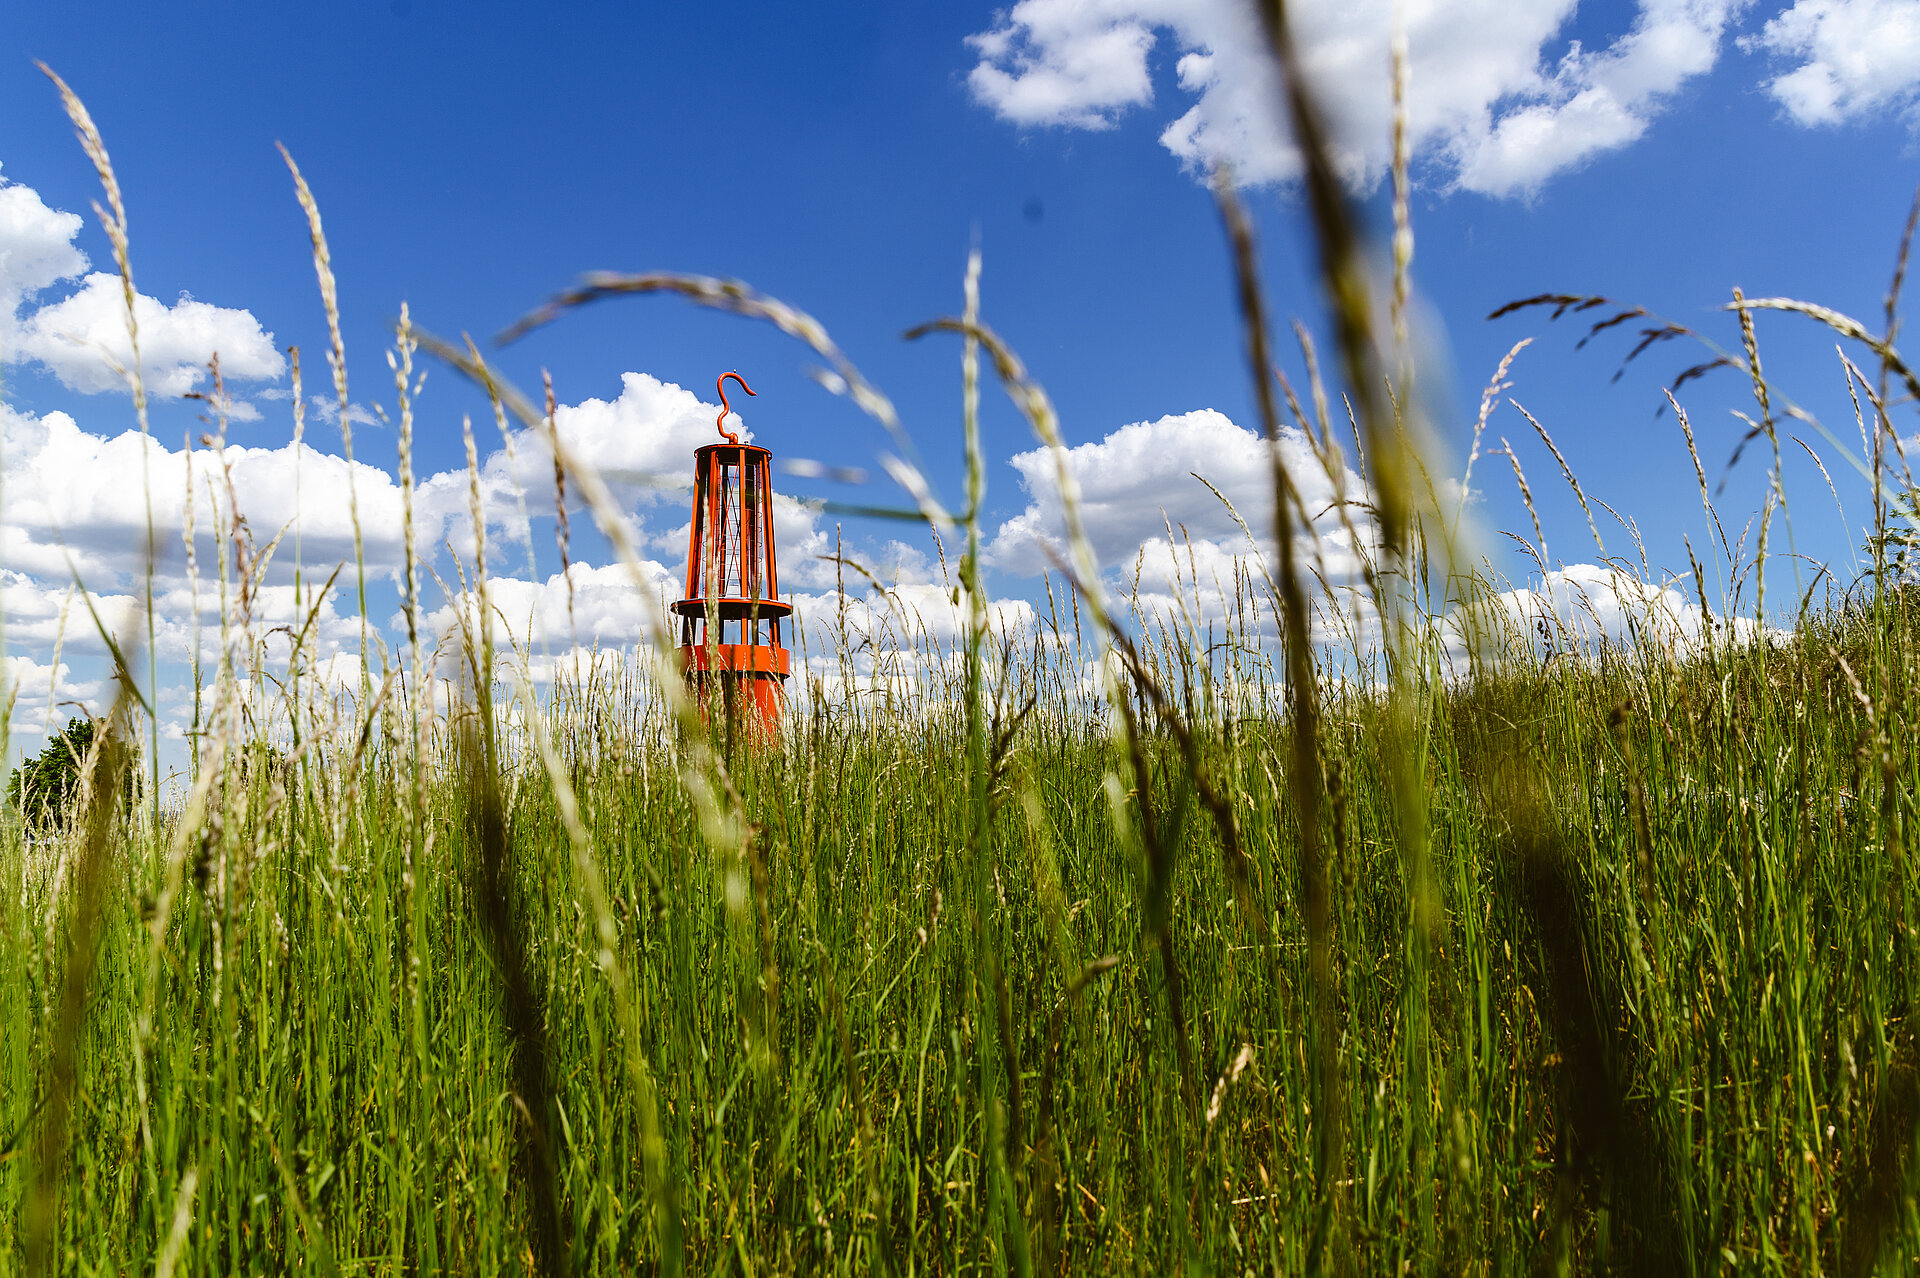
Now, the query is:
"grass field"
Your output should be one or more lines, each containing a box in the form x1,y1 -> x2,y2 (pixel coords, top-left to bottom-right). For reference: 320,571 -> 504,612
6,21 -> 1920,1276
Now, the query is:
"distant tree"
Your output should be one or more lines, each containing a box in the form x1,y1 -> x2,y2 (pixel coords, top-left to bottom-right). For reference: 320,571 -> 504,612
1880,485 -> 1920,583
1889,483 -> 1920,571
5,716 -> 137,833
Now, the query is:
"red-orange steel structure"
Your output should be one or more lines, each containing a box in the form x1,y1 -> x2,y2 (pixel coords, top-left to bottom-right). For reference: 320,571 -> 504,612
672,372 -> 791,730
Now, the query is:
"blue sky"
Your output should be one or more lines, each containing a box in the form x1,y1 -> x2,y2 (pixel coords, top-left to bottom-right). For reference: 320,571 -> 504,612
3,0 -> 1919,769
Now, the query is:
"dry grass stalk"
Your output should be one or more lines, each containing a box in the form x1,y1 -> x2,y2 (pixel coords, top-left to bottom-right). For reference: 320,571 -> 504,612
39,63 -> 163,822
544,369 -> 575,635
21,700 -> 138,1278
1499,436 -> 1548,571
1389,19 -> 1413,368
278,143 -> 370,683
1457,339 -> 1529,529
1213,173 -> 1324,897
1251,3 -> 1405,569
1732,295 -> 1920,406
1511,399 -> 1603,555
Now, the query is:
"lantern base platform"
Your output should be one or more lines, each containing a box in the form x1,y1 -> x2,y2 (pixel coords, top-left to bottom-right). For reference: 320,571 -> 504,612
676,643 -> 791,677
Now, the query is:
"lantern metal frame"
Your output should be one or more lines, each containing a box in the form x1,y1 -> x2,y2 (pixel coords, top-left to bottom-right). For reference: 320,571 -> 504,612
672,374 -> 790,728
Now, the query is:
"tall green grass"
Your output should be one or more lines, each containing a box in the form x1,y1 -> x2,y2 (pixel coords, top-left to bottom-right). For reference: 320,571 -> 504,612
6,560 -> 1918,1274
6,8 -> 1920,1272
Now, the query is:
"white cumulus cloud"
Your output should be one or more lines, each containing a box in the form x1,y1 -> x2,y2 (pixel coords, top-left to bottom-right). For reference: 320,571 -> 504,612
556,371 -> 756,493
423,560 -> 678,655
0,166 -> 284,397
0,365 -> 848,607
0,400 -> 416,589
966,0 -> 1748,196
1749,0 -> 1920,124
0,163 -> 88,323
2,651 -> 103,738
14,271 -> 284,396
987,408 -> 1374,607
1446,561 -> 1765,670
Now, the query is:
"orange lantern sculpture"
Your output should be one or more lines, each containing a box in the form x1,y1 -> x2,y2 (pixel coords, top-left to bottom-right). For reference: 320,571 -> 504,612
673,372 -> 791,730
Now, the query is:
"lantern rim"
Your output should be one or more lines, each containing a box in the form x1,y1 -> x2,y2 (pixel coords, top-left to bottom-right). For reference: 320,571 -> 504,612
692,441 -> 774,461
669,596 -> 795,621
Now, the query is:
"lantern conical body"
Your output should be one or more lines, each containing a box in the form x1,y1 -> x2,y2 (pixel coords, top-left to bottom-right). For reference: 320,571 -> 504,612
673,440 -> 791,730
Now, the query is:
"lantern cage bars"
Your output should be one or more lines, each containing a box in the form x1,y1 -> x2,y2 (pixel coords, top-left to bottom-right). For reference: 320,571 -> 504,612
671,373 -> 791,729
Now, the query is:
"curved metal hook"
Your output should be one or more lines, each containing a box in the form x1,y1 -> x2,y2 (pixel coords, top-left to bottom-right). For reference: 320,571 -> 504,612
716,371 -> 755,444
